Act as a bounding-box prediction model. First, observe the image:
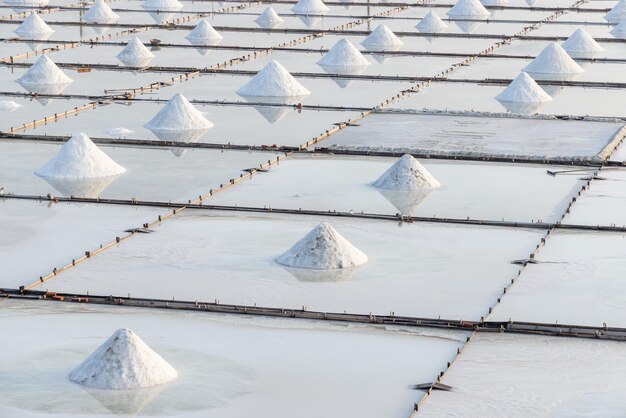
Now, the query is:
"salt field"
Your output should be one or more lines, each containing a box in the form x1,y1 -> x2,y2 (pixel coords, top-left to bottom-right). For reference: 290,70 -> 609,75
0,0 -> 625,416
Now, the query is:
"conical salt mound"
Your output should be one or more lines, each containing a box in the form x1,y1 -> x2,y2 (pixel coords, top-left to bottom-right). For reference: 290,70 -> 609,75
605,0 -> 626,23
416,11 -> 448,33
276,223 -> 368,270
562,29 -> 604,55
35,133 -> 126,179
361,24 -> 403,48
481,0 -> 507,5
69,328 -> 177,390
496,72 -> 552,104
83,0 -> 119,24
256,6 -> 283,28
14,12 -> 54,36
142,0 -> 182,11
17,55 -> 72,86
523,42 -> 584,75
237,60 -> 310,98
145,93 -> 213,131
447,0 -> 490,18
373,154 -> 441,191
291,0 -> 329,14
185,19 -> 222,41
117,37 -> 155,61
612,20 -> 626,38
318,39 -> 370,67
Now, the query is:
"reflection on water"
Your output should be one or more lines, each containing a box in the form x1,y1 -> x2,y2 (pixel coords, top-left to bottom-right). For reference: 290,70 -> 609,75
84,385 -> 166,416
146,128 -> 209,157
146,11 -> 176,24
297,15 -> 323,28
283,265 -> 361,282
452,19 -> 484,34
16,81 -> 71,106
377,187 -> 433,215
38,174 -> 121,198
186,37 -> 221,56
238,95 -> 307,124
317,64 -> 367,88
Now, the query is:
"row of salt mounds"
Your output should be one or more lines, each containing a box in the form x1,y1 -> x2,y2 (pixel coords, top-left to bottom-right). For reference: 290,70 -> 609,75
361,24 -> 403,51
83,0 -> 119,24
142,0 -> 182,11
16,55 -> 73,91
256,6 -> 284,28
70,328 -> 177,390
276,222 -> 368,270
523,42 -> 583,80
117,37 -> 155,67
496,72 -> 551,114
447,0 -> 490,18
318,38 -> 370,67
605,0 -> 626,23
373,154 -> 441,191
291,0 -> 329,14
561,28 -> 604,57
415,10 -> 448,33
186,19 -> 222,44
35,132 -> 126,179
14,12 -> 54,37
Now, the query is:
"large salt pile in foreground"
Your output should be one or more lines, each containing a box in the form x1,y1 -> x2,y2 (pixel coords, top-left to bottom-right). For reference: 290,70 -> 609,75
142,0 -> 182,11
14,12 -> 54,36
496,72 -> 552,104
17,55 -> 72,87
373,154 -> 441,191
276,223 -> 368,269
69,328 -> 177,390
605,0 -> 626,23
83,0 -> 119,24
255,6 -> 284,28
117,37 -> 155,66
35,133 -> 126,179
415,11 -> 449,33
237,60 -> 310,97
561,28 -> 604,56
361,24 -> 403,49
318,39 -> 370,67
145,93 -> 213,131
523,42 -> 584,77
291,0 -> 329,14
185,19 -> 222,42
447,0 -> 490,18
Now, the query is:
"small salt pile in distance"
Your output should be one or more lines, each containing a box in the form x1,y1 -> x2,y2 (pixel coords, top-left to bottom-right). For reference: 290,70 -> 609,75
276,222 -> 368,269
69,328 -> 177,390
447,0 -> 491,18
318,38 -> 370,67
373,154 -> 441,191
291,0 -> 329,14
523,42 -> 584,79
415,11 -> 449,33
35,132 -> 126,179
185,19 -> 222,44
561,28 -> 604,58
255,6 -> 284,28
83,0 -> 120,24
16,55 -> 73,88
605,0 -> 626,23
142,0 -> 183,11
237,60 -> 310,98
14,12 -> 54,37
117,37 -> 155,67
361,24 -> 403,51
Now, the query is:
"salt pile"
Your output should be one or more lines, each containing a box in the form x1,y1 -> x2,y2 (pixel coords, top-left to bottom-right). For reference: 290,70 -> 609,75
145,93 -> 213,132
373,154 -> 440,191
69,328 -> 177,390
523,42 -> 584,76
255,6 -> 284,28
415,11 -> 449,33
605,0 -> 626,23
16,55 -> 73,87
14,12 -> 54,36
361,24 -> 403,48
276,223 -> 368,269
447,0 -> 490,18
317,39 -> 370,67
496,72 -> 552,104
83,0 -> 120,24
561,28 -> 604,56
236,60 -> 310,97
0,100 -> 22,111
142,0 -> 183,11
185,19 -> 222,42
291,0 -> 329,15
611,20 -> 626,38
117,37 -> 155,67
35,133 -> 126,179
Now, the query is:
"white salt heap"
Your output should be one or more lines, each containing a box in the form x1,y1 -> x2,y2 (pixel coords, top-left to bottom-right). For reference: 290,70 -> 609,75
447,0 -> 490,18
35,133 -> 126,179
83,0 -> 120,24
373,154 -> 441,191
496,72 -> 552,104
145,93 -> 213,131
14,12 -> 54,36
291,0 -> 329,14
255,6 -> 284,28
605,0 -> 626,23
318,39 -> 370,67
361,24 -> 403,48
69,328 -> 177,390
415,11 -> 449,33
276,223 -> 368,270
523,42 -> 584,75
117,37 -> 155,61
0,100 -> 22,111
17,55 -> 72,87
185,19 -> 222,42
142,0 -> 183,11
611,20 -> 626,38
237,60 -> 310,97
561,28 -> 604,55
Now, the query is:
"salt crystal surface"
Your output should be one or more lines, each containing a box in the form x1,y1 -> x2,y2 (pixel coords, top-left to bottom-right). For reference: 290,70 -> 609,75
317,39 -> 370,67
605,0 -> 626,23
255,7 -> 284,28
275,222 -> 368,269
237,60 -> 310,97
496,72 -> 552,104
291,0 -> 329,15
415,11 -> 449,33
69,328 -> 178,390
185,19 -> 222,41
561,28 -> 604,55
145,93 -> 213,131
14,12 -> 54,36
373,154 -> 441,191
361,24 -> 403,48
35,132 -> 126,179
83,0 -> 119,24
16,55 -> 73,87
523,42 -> 584,76
142,0 -> 182,11
0,100 -> 23,111
447,0 -> 491,18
